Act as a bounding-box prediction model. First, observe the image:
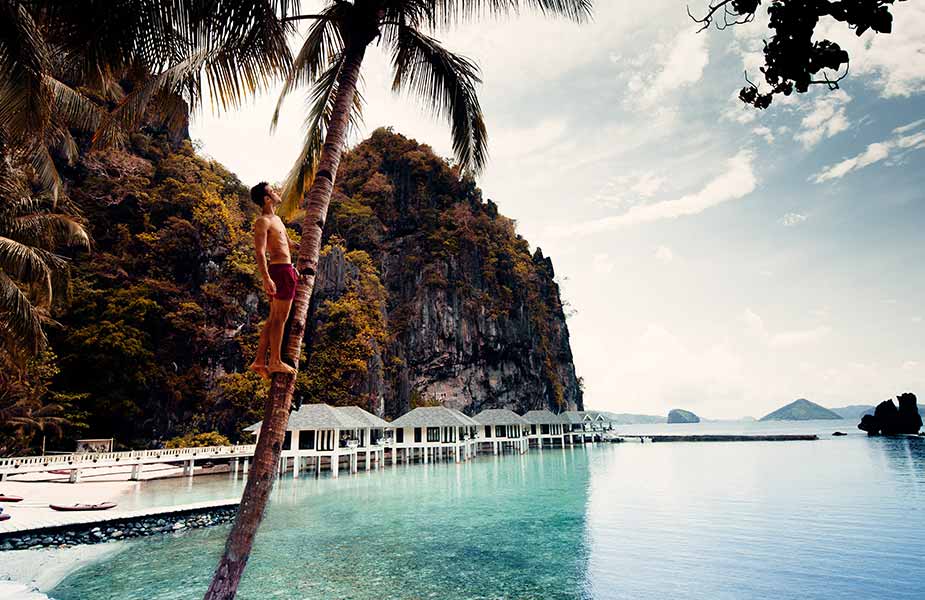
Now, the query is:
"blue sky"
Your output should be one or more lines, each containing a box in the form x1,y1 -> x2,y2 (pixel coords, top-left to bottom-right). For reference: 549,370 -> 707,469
191,1 -> 925,418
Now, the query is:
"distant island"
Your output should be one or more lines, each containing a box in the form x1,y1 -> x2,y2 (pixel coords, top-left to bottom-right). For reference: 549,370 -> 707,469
760,399 -> 842,421
667,409 -> 700,424
599,412 -> 664,425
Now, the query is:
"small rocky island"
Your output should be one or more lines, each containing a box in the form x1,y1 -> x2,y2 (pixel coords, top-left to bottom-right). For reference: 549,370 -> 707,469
667,409 -> 700,423
857,393 -> 923,436
760,399 -> 841,421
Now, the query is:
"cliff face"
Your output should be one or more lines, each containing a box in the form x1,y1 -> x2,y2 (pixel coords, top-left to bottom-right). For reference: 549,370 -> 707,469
303,128 -> 583,417
39,126 -> 580,447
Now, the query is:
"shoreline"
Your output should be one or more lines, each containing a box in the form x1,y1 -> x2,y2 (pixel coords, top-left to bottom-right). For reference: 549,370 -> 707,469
0,543 -> 124,598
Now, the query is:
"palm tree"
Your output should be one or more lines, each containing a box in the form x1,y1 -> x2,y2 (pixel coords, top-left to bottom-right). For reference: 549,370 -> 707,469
0,0 -> 297,356
204,1 -> 592,598
0,167 -> 89,360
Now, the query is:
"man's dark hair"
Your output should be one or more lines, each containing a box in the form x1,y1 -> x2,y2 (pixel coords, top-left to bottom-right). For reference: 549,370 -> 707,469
250,181 -> 269,207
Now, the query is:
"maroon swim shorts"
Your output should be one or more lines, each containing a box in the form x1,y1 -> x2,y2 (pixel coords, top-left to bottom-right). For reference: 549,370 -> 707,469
268,263 -> 298,300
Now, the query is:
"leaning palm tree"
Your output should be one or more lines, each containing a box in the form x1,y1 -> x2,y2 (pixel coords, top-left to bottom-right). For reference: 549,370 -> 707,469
204,1 -> 593,598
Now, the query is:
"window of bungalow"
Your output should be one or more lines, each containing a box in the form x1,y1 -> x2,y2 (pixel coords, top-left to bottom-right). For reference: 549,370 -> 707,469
496,425 -> 507,438
396,428 -> 404,443
414,428 -> 422,443
484,425 -> 491,438
299,431 -> 315,450
282,431 -> 292,450
427,427 -> 440,442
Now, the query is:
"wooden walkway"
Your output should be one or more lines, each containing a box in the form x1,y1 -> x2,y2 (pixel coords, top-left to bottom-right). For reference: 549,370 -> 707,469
0,499 -> 240,536
0,445 -> 257,482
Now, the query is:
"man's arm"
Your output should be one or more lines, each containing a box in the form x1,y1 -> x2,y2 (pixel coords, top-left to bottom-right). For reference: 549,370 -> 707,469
254,218 -> 276,297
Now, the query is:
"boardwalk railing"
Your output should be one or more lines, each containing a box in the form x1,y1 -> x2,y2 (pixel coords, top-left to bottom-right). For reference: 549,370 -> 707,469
0,445 -> 257,475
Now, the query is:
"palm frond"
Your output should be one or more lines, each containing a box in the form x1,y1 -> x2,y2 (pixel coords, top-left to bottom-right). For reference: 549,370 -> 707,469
0,1 -> 52,142
0,236 -> 60,286
427,0 -> 593,28
271,2 -> 347,132
0,270 -> 46,355
389,26 -> 488,174
8,213 -> 89,252
278,53 -> 365,218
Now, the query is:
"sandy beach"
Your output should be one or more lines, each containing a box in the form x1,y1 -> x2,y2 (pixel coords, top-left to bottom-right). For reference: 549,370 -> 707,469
0,463 -> 228,532
0,544 -> 124,599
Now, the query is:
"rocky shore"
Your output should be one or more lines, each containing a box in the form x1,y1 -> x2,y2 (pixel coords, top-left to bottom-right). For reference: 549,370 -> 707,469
0,505 -> 237,551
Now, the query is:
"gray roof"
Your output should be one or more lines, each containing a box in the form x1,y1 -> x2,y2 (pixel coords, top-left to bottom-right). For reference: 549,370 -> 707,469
561,411 -> 588,424
473,409 -> 530,426
245,403 -> 367,432
522,409 -> 567,425
336,405 -> 390,429
390,406 -> 478,428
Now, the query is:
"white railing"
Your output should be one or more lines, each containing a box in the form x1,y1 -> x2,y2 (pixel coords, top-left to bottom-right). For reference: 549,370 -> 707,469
0,444 -> 257,472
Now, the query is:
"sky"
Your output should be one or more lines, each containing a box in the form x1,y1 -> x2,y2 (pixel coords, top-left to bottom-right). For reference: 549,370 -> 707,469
191,1 -> 925,420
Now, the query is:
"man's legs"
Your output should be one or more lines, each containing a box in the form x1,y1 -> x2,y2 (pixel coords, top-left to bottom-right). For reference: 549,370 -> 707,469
249,321 -> 271,378
267,297 -> 296,375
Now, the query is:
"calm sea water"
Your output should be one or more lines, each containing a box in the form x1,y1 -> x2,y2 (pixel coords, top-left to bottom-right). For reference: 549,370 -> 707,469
51,420 -> 925,599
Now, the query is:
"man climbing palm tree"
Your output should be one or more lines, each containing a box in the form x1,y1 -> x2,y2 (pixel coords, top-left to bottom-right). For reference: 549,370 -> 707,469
248,182 -> 298,378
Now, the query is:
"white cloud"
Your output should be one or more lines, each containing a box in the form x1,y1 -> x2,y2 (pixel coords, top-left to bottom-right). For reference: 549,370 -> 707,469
654,246 -> 674,263
780,212 -> 808,226
590,171 -> 666,208
794,91 -> 851,149
912,316 -> 923,324
627,28 -> 710,109
567,151 -> 756,232
753,126 -> 774,144
814,2 -> 925,98
743,309 -> 830,348
812,119 -> 925,182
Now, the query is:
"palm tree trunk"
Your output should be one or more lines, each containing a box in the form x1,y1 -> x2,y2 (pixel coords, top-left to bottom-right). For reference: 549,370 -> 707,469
203,43 -> 368,600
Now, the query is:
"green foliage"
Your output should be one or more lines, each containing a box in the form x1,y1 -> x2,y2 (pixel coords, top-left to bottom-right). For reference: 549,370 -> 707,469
299,241 -> 388,408
164,431 -> 231,449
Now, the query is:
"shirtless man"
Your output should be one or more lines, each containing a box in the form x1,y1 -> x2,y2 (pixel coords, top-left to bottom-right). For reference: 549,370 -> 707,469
248,182 -> 298,377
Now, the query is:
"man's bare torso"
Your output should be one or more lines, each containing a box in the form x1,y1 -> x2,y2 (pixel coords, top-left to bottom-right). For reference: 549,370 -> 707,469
256,215 -> 291,264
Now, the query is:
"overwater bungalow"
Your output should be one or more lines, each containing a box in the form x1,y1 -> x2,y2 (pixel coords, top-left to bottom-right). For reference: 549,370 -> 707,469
244,403 -> 387,478
561,411 -> 614,443
387,406 -> 479,464
472,409 -> 530,454
522,410 -> 568,448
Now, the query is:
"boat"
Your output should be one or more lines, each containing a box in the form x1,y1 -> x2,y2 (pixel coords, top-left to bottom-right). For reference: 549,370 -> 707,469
0,513 -> 10,522
0,494 -> 23,502
49,502 -> 117,512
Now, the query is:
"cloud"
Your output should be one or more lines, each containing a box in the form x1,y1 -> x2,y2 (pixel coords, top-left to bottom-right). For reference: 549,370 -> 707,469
743,309 -> 830,348
794,91 -> 851,149
567,151 -> 756,232
780,212 -> 808,226
811,119 -> 925,182
590,171 -> 666,208
654,245 -> 674,263
814,1 -> 925,98
753,126 -> 774,144
627,29 -> 710,109
913,316 -> 923,324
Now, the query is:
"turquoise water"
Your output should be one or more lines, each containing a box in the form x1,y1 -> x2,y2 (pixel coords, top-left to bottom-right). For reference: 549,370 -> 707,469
52,423 -> 925,599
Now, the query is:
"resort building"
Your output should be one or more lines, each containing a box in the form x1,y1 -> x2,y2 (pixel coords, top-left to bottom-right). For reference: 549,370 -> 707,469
387,406 -> 480,464
472,409 -> 530,454
561,411 -> 615,443
522,410 -> 568,448
244,403 -> 388,478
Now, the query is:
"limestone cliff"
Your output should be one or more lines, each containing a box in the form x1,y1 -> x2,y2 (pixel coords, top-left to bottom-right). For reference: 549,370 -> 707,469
301,128 -> 583,418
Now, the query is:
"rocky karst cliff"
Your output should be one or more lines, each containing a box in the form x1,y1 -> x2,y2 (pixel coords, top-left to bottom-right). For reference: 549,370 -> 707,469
29,126 -> 581,448
302,128 -> 583,418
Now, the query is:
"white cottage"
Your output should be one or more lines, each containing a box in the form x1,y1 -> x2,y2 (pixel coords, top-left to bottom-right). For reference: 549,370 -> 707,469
522,409 -> 568,448
244,403 -> 387,478
387,406 -> 479,464
472,409 -> 530,454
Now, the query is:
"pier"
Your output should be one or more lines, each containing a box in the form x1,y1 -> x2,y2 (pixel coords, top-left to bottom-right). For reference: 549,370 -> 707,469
612,434 -> 819,443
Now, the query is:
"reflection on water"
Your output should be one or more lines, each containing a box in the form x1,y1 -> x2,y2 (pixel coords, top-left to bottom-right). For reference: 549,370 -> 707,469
53,433 -> 925,599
